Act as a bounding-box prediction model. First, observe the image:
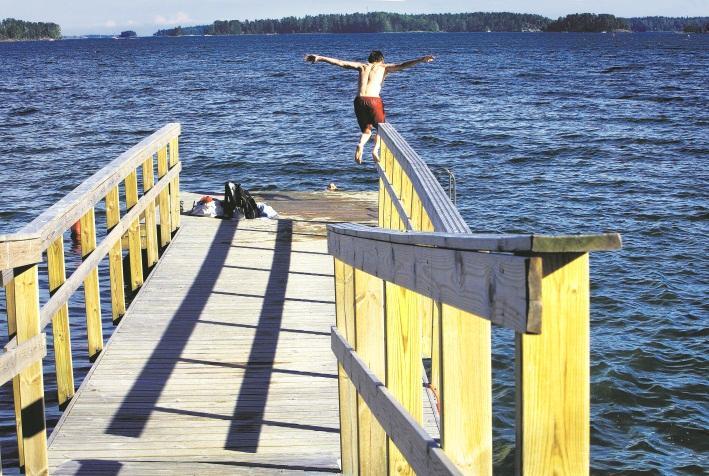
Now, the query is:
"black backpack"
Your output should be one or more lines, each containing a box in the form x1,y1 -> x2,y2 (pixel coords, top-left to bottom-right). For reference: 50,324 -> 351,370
224,182 -> 259,219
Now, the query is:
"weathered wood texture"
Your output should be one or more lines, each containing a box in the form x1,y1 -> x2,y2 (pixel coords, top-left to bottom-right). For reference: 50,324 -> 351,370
46,192 -> 378,474
0,333 -> 47,386
328,228 -> 538,334
79,208 -> 104,360
105,186 -> 126,323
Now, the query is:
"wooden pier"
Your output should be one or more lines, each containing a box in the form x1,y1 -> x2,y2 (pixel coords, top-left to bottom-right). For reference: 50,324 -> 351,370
0,123 -> 620,475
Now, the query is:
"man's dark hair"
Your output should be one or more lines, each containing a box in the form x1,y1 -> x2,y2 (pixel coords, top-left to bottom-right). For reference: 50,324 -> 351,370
368,50 -> 384,63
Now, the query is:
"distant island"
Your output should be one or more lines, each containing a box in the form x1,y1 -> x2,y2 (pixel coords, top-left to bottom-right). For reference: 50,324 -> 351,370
119,30 -> 137,39
0,18 -> 61,41
154,12 -> 709,36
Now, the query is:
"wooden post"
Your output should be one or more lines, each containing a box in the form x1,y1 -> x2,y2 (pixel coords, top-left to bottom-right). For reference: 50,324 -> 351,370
142,156 -> 159,267
354,269 -> 388,475
157,146 -> 172,247
4,279 -> 25,467
385,281 -> 421,476
516,253 -> 590,475
124,170 -> 144,291
168,138 -> 181,232
440,305 -> 492,475
105,186 -> 126,322
335,259 -> 359,475
80,207 -> 103,360
47,237 -> 75,407
9,265 -> 48,474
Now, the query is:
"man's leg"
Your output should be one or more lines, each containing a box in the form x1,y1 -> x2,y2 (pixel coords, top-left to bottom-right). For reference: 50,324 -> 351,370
371,131 -> 380,163
355,129 -> 372,164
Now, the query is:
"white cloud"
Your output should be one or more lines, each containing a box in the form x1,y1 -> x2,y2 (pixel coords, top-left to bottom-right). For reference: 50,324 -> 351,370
154,11 -> 194,26
104,20 -> 117,28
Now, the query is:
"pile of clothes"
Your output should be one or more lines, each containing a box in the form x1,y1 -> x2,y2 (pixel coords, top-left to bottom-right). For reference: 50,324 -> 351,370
189,182 -> 277,220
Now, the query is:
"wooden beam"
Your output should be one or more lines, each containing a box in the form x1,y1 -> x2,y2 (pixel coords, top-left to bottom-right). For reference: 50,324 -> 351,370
4,278 -> 25,467
125,170 -> 144,291
329,223 -> 621,254
440,305 -> 492,475
332,328 -> 462,476
0,334 -> 47,387
354,269 -> 387,475
168,138 -> 181,232
9,264 -> 48,474
334,259 -> 359,476
105,186 -> 126,323
0,235 -> 41,271
142,155 -> 159,267
46,237 -> 74,406
157,146 -> 172,247
375,162 -> 412,231
385,281 -> 421,476
328,231 -> 538,334
79,208 -> 104,360
516,253 -> 590,475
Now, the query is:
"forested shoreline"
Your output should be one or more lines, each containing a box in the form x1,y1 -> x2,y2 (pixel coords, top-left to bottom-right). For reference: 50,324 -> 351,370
0,18 -> 61,40
154,12 -> 709,36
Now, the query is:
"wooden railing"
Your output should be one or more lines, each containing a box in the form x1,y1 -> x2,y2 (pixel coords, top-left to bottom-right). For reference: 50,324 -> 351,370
328,123 -> 622,475
0,123 -> 182,474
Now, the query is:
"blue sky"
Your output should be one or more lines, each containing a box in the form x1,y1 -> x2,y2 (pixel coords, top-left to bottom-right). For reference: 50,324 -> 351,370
2,0 -> 707,35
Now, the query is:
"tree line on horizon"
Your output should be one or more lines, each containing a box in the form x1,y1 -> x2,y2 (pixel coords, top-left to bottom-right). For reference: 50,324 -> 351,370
0,18 -> 61,40
154,12 -> 709,36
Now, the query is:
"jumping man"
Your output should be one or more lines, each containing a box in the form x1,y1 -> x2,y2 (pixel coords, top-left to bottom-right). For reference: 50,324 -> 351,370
305,51 -> 434,164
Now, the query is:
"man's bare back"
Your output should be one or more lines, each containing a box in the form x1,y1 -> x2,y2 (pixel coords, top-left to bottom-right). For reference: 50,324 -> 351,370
305,50 -> 434,163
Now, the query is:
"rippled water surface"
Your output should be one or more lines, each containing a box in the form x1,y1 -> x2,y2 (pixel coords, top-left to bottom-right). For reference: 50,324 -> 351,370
0,33 -> 707,473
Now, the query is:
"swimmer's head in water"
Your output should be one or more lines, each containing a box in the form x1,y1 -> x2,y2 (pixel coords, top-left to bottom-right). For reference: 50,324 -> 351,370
368,50 -> 384,63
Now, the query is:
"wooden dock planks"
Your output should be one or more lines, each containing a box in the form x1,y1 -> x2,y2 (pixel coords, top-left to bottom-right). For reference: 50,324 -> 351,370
47,191 -> 378,475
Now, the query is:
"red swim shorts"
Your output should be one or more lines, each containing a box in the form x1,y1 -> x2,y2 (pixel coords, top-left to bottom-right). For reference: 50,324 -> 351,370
354,96 -> 386,133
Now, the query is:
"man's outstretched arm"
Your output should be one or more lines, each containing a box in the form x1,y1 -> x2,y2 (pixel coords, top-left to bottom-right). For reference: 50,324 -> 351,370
305,54 -> 363,70
386,55 -> 435,73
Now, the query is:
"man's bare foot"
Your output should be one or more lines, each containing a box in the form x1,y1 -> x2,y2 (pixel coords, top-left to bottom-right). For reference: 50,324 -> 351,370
355,145 -> 363,164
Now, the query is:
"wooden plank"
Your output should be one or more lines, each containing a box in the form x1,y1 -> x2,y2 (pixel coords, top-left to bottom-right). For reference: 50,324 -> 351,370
335,259 -> 359,476
516,253 -> 590,475
168,138 -> 180,232
80,208 -> 104,360
328,231 -> 537,334
385,281 -> 421,476
105,186 -> 126,323
391,157 -> 404,231
354,269 -> 387,475
328,223 -> 621,254
9,264 -> 48,474
4,279 -> 25,467
0,235 -> 42,271
142,156 -> 159,267
125,170 -> 144,290
332,328 -> 461,476
440,305 -> 492,475
0,334 -> 47,386
157,146 -> 172,247
47,237 -> 75,406
16,123 -> 181,252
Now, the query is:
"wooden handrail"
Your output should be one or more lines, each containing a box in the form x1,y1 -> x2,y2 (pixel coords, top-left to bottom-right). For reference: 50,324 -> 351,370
0,124 -> 182,474
328,224 -> 541,334
332,123 -> 622,475
0,123 -> 181,268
